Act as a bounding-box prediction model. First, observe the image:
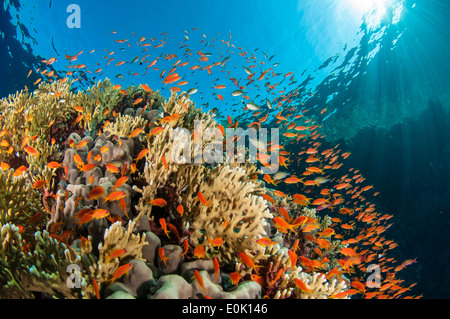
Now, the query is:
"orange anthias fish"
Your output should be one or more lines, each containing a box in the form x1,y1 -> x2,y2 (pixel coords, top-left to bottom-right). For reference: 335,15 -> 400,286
272,217 -> 297,233
114,176 -> 129,189
87,186 -> 106,200
193,270 -> 207,294
79,163 -> 96,172
273,190 -> 286,198
150,198 -> 167,207
91,209 -> 110,219
193,245 -> 206,259
268,268 -> 284,287
176,204 -> 184,216
135,148 -> 149,162
106,163 -> 121,174
256,237 -> 276,247
159,218 -> 170,238
107,249 -> 128,261
109,263 -> 133,283
103,191 -> 126,202
12,165 -> 27,177
32,180 -> 46,189
47,161 -> 62,169
162,155 -> 168,170
208,236 -> 224,247
228,272 -> 242,286
24,146 -> 40,156
213,258 -> 220,283
162,72 -> 181,84
141,84 -> 152,92
284,176 -> 303,184
294,278 -> 311,293
237,252 -> 262,274
180,239 -> 189,256
197,192 -> 211,207
148,126 -> 163,137
158,247 -> 171,266
91,277 -> 100,299
128,128 -> 143,138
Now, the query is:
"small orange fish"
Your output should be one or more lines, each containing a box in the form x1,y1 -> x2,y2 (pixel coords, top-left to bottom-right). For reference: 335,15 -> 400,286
237,252 -> 262,274
135,148 -> 149,162
0,162 -> 11,170
128,128 -> 143,138
340,247 -> 357,257
87,186 -> 106,200
262,194 -> 275,203
151,198 -> 167,207
141,84 -> 152,92
263,174 -> 276,186
103,191 -> 126,202
272,217 -> 297,233
109,263 -> 133,283
75,140 -> 88,149
32,180 -> 46,189
180,239 -> 189,256
197,192 -> 211,207
130,163 -> 137,174
213,258 -> 220,283
107,249 -> 128,261
193,270 -> 206,294
73,154 -> 84,168
79,163 -> 97,172
106,163 -> 120,174
158,247 -> 171,266
176,204 -> 184,216
256,237 -> 276,247
268,268 -> 284,287
193,245 -> 206,259
114,176 -> 129,189
302,224 -> 319,233
159,218 -> 170,238
278,207 -> 291,222
351,280 -> 366,294
228,272 -> 242,286
91,209 -> 110,219
91,277 -> 100,299
273,190 -> 286,198
284,176 -> 303,184
12,165 -> 27,177
251,274 -> 264,287
100,145 -> 110,154
294,278 -> 311,293
161,155 -> 168,170
24,146 -> 39,156
148,126 -> 163,137
208,236 -> 224,247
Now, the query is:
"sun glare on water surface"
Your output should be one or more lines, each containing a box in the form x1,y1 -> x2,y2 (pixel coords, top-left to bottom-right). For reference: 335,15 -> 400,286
346,0 -> 392,29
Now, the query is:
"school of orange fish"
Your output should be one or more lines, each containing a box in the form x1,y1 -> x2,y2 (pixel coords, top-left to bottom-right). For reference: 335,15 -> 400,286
14,27 -> 421,299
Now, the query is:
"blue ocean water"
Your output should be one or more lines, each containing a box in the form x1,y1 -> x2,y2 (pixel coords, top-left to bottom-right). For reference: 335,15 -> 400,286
1,0 -> 449,298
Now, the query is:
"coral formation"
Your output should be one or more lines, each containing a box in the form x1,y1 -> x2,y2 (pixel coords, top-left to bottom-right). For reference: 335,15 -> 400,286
0,80 -> 363,299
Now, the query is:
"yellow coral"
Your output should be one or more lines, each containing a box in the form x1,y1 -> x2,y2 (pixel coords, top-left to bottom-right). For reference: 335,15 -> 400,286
88,221 -> 147,284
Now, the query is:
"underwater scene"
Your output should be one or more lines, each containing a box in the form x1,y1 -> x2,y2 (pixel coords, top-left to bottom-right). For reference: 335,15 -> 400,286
0,0 -> 449,301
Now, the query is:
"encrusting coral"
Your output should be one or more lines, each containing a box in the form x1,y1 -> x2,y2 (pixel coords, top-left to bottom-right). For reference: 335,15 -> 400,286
0,80 -> 353,299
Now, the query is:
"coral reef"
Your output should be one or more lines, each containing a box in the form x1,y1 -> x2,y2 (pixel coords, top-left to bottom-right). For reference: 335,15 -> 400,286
0,80 -> 353,299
